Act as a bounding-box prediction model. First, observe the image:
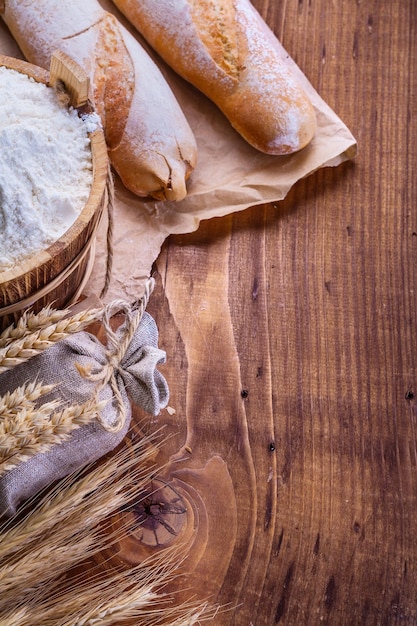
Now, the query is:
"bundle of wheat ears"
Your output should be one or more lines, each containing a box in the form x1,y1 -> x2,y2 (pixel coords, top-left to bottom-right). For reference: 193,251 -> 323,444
0,299 -> 216,625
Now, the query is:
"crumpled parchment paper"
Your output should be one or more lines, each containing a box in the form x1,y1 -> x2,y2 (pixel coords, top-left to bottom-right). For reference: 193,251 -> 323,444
0,11 -> 357,304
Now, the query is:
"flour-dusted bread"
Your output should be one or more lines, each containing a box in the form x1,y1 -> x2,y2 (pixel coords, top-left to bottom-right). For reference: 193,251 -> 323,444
1,0 -> 198,201
111,0 -> 316,155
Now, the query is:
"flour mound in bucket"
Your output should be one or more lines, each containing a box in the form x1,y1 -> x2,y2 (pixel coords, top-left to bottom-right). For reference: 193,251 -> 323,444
0,66 -> 95,270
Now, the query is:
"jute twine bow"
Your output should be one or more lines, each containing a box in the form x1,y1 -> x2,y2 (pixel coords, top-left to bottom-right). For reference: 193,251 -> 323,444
82,276 -> 155,433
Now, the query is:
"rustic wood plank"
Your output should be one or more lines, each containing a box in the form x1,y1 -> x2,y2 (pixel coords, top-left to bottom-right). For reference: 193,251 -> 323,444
141,0 -> 417,623
1,0 -> 415,623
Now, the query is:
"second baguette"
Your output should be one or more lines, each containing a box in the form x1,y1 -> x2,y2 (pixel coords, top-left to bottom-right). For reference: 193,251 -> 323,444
111,0 -> 317,155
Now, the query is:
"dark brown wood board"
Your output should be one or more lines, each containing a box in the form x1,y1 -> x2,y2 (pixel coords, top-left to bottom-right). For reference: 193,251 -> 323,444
0,0 -> 415,624
138,0 -> 417,624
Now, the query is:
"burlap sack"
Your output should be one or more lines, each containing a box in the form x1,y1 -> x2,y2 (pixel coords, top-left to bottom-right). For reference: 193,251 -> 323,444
0,311 -> 168,518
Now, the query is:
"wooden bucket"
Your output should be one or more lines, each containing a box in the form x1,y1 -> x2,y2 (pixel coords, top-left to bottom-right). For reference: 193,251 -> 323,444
0,53 -> 109,331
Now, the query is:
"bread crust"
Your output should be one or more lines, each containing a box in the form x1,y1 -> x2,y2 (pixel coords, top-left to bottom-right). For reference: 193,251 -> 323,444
1,0 -> 198,201
112,0 -> 316,155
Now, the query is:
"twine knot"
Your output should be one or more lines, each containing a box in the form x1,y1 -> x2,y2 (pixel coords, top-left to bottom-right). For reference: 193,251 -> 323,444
106,353 -> 123,374
81,277 -> 156,433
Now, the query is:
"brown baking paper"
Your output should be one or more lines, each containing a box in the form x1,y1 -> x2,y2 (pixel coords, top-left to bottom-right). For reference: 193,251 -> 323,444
0,13 -> 356,304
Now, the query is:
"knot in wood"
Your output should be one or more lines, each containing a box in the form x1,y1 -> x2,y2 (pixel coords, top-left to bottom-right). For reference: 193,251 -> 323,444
126,480 -> 187,548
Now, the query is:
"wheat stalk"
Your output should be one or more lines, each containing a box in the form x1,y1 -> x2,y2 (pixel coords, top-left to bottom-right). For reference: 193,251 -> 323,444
0,429 -> 158,560
0,435 -> 217,626
0,545 -> 214,626
46,587 -> 159,626
0,499 -> 145,612
0,397 -> 104,476
0,302 -> 217,624
0,436 -> 158,610
0,307 -> 102,373
0,535 -> 95,605
0,305 -> 67,348
0,563 -> 211,626
0,380 -> 55,418
0,304 -> 102,348
18,565 -> 159,625
0,608 -> 27,626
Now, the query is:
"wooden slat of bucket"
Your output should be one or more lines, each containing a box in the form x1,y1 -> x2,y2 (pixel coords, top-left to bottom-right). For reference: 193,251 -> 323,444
49,50 -> 89,108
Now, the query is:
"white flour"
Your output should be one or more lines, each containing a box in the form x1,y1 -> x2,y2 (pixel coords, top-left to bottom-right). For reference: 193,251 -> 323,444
0,66 -> 96,271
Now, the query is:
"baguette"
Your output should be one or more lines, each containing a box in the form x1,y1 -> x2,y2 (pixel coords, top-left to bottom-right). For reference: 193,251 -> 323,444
111,0 -> 317,155
1,0 -> 198,201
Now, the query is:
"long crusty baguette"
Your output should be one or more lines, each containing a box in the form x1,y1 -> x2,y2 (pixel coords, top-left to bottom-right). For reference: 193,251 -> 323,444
1,0 -> 197,201
111,0 -> 316,155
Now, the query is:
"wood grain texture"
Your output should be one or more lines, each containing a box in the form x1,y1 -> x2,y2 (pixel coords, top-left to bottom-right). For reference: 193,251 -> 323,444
128,0 -> 417,624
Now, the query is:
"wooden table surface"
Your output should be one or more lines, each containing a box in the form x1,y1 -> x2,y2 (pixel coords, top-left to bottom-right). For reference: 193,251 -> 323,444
139,1 -> 417,624
0,1 -> 415,624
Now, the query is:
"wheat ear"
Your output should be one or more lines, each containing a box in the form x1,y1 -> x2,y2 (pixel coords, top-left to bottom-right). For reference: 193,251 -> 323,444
1,547 -> 214,626
0,307 -> 101,373
0,433 -> 219,625
0,457 -> 156,609
0,429 -> 159,560
0,435 -> 159,610
0,397 -> 104,476
0,380 -> 55,418
0,568 -> 212,626
0,438 -> 211,625
0,304 -> 102,347
0,305 -> 67,348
